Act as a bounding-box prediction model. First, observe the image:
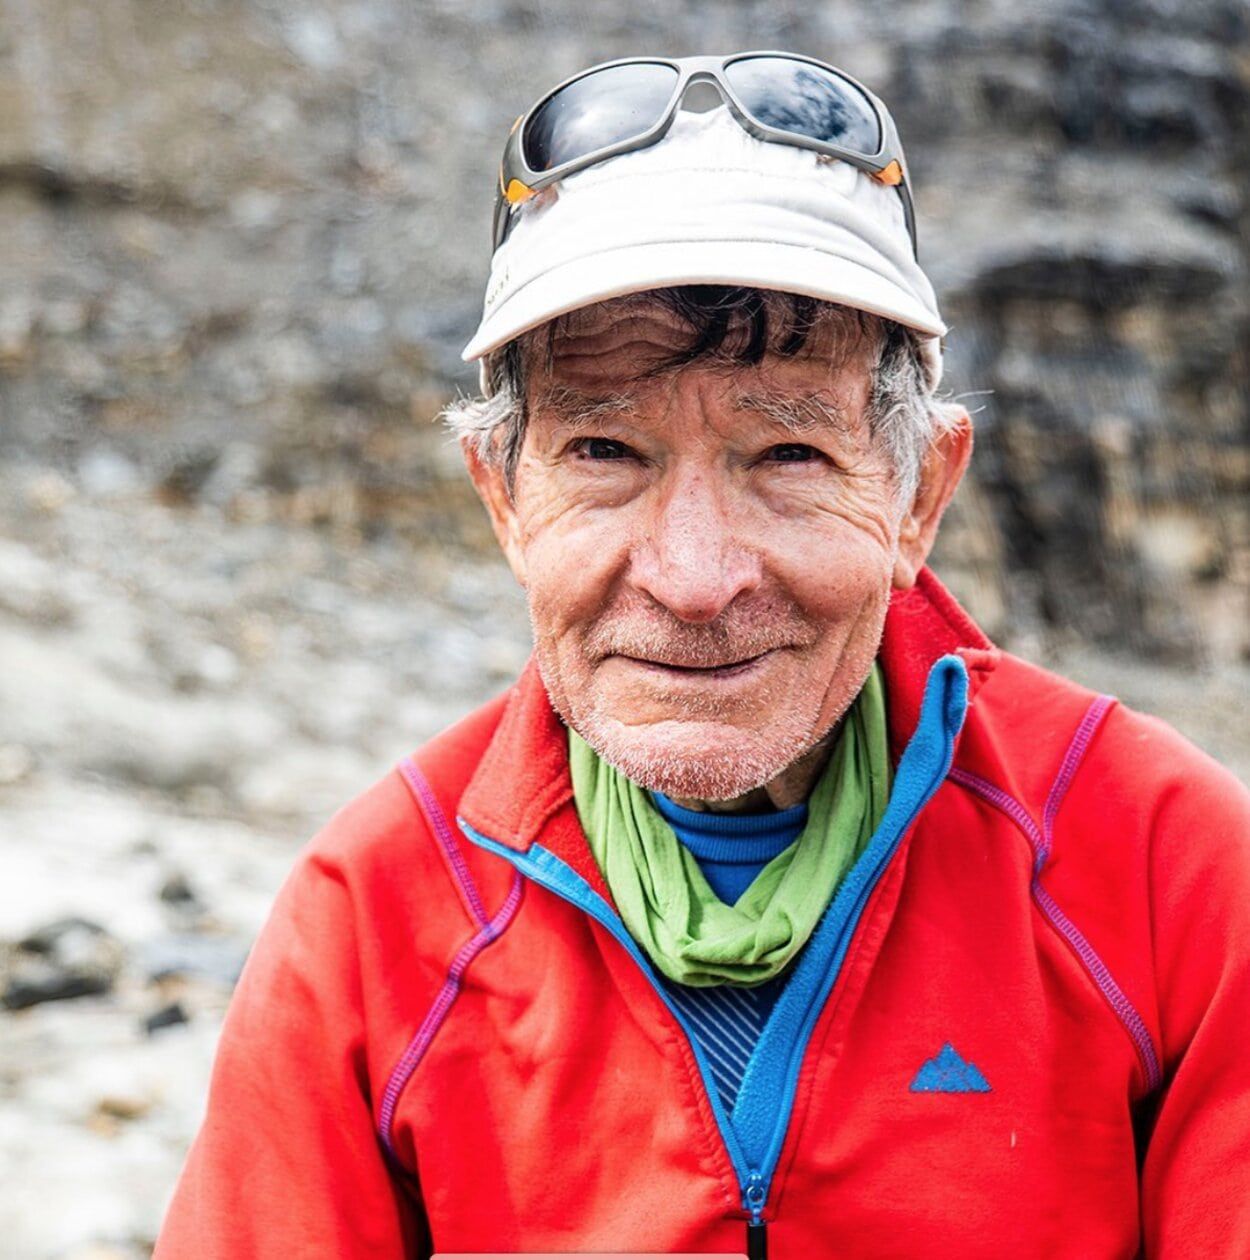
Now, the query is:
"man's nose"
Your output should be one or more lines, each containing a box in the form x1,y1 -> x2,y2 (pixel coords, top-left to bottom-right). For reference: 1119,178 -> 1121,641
628,471 -> 762,623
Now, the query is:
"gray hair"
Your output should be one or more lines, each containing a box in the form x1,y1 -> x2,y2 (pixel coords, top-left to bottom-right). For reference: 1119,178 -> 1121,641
443,288 -> 960,505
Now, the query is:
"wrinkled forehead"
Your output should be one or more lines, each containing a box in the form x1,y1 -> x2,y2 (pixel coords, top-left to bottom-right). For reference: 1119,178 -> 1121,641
522,290 -> 881,393
516,299 -> 877,436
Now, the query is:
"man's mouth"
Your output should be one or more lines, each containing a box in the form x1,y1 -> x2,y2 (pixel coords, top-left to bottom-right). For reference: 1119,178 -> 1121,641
614,649 -> 774,677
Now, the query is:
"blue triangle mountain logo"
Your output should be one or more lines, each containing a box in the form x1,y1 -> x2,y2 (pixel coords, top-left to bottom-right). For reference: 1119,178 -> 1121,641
909,1042 -> 992,1093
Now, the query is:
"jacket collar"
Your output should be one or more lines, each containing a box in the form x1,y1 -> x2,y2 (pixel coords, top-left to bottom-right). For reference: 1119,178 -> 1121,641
458,566 -> 999,904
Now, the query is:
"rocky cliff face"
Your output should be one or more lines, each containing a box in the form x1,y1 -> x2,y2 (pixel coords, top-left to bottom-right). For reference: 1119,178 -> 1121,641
912,2 -> 1249,663
2,0 -> 1245,663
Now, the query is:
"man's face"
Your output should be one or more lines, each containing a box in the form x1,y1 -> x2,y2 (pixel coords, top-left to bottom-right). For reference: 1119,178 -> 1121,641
470,298 -> 958,801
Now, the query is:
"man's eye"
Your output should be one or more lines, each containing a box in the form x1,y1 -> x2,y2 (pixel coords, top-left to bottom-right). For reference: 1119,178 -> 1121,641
766,443 -> 820,463
572,438 -> 631,461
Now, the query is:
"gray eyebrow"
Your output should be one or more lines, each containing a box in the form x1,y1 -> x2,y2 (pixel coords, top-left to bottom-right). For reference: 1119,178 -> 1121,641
731,388 -> 851,434
532,385 -> 635,430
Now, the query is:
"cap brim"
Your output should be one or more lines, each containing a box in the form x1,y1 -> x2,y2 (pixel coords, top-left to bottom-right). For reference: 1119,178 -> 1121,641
462,238 -> 947,362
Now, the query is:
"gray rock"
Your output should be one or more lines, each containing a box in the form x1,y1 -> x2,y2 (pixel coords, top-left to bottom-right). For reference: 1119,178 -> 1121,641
143,1000 -> 191,1035
157,872 -> 200,908
3,917 -> 124,1011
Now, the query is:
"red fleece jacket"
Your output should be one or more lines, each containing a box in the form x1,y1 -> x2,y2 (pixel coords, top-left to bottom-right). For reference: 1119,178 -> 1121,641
153,568 -> 1250,1259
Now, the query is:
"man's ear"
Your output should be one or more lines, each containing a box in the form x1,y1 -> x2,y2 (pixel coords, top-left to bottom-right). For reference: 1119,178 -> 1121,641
892,404 -> 974,590
462,440 -> 528,587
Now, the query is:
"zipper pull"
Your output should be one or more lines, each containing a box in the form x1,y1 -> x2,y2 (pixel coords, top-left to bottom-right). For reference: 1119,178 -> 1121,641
744,1173 -> 767,1260
746,1219 -> 767,1260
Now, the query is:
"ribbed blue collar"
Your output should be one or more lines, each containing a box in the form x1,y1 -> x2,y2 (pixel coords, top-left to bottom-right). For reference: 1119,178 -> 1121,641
651,792 -> 808,863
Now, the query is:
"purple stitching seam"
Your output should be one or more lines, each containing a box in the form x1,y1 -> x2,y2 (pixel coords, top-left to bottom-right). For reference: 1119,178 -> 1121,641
398,757 -> 490,928
377,874 -> 523,1155
949,698 -> 1163,1092
378,759 -> 525,1155
1042,694 -> 1116,865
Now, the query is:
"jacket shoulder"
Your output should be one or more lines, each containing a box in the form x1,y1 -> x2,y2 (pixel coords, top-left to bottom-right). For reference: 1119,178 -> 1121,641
285,682 -> 518,950
965,647 -> 1249,848
957,649 -> 1105,808
1050,689 -> 1250,930
408,683 -> 515,812
1088,691 -> 1249,807
1083,694 -> 1250,899
305,684 -> 513,866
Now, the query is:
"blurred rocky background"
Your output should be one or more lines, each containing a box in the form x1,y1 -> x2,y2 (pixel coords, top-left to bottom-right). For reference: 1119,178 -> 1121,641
0,1 -> 1246,1256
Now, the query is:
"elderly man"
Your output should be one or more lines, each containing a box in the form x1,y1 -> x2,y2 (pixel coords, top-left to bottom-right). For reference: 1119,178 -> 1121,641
155,53 -> 1250,1259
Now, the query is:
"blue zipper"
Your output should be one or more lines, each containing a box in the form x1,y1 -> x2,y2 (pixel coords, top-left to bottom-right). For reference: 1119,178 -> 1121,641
458,654 -> 968,1245
731,652 -> 967,1201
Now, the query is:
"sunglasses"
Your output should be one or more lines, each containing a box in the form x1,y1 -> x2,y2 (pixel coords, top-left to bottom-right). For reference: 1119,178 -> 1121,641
492,52 -> 918,258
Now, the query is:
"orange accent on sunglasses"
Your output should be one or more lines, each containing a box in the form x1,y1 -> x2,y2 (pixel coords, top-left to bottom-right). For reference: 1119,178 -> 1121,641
873,160 -> 903,187
505,178 -> 537,204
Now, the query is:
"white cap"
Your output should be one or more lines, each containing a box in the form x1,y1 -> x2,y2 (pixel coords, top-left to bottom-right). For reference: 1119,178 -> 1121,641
463,106 -> 946,390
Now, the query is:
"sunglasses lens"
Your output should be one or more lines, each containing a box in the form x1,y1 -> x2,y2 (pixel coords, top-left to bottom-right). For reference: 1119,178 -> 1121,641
724,56 -> 881,154
523,62 -> 680,172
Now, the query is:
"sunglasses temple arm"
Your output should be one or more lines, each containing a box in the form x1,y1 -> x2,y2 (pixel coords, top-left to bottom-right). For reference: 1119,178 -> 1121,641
491,194 -> 508,252
888,179 -> 918,260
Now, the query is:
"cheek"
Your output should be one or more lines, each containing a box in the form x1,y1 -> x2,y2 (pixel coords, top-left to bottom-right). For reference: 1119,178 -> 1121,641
770,513 -> 897,620
517,504 -> 635,640
764,518 -> 896,716
812,535 -> 895,673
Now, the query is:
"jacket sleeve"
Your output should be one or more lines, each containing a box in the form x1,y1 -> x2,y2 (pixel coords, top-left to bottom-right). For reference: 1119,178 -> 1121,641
1139,736 -> 1250,1257
151,839 -> 430,1260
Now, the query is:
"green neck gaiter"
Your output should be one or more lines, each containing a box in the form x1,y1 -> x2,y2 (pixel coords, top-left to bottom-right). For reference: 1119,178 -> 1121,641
568,661 -> 892,987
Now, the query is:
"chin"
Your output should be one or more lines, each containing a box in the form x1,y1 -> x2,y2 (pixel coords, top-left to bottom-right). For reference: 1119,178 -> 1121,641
571,712 -> 817,802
